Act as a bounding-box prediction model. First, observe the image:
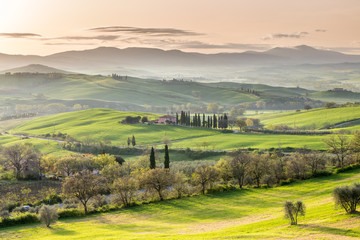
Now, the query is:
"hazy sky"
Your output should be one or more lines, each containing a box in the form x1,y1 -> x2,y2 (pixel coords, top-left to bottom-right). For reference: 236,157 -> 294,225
0,0 -> 359,55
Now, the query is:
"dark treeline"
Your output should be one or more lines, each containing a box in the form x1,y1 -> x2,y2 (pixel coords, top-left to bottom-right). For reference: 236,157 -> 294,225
177,111 -> 229,129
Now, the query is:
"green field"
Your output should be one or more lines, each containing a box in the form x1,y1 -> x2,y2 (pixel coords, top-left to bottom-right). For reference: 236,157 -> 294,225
7,109 -> 336,152
0,135 -> 71,157
11,109 -> 218,147
2,169 -> 360,239
170,133 -> 327,150
0,74 -> 257,108
257,106 -> 360,130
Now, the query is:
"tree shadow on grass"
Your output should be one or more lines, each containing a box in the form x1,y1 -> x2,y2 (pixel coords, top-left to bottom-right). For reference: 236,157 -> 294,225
299,224 -> 360,238
50,227 -> 77,236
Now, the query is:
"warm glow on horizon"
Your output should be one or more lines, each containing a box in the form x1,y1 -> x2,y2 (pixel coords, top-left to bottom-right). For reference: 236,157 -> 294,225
0,0 -> 359,55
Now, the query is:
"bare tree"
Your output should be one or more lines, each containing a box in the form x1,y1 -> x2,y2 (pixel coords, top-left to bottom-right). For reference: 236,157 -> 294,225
323,134 -> 351,168
248,153 -> 268,187
62,170 -> 107,214
303,151 -> 326,176
285,153 -> 308,180
192,166 -> 219,194
284,201 -> 306,225
229,152 -> 251,188
1,143 -> 39,180
140,169 -> 175,201
112,176 -> 138,207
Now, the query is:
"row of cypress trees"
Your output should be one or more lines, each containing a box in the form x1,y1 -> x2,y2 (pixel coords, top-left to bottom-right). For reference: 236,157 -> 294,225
176,111 -> 228,129
150,145 -> 170,169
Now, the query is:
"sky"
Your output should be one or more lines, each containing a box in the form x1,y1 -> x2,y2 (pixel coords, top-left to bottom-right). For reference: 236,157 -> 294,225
0,0 -> 359,55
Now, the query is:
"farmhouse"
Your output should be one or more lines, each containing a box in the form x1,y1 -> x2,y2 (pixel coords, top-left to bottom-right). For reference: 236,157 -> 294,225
158,115 -> 176,124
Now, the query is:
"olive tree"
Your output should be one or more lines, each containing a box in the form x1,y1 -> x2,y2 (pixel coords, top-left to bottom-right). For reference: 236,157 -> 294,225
284,201 -> 306,225
192,166 -> 219,194
140,168 -> 175,201
229,152 -> 251,188
62,170 -> 107,214
38,205 -> 58,227
112,176 -> 138,207
1,143 -> 39,180
333,183 -> 360,214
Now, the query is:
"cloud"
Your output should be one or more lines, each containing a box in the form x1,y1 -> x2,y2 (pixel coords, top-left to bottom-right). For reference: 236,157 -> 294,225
89,26 -> 203,36
262,32 -> 309,40
49,35 -> 120,41
0,33 -> 42,38
43,42 -> 96,46
179,42 -> 271,51
315,29 -> 327,32
117,37 -> 271,51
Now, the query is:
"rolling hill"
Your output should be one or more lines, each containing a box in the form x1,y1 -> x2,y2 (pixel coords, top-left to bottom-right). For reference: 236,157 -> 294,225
0,64 -> 73,74
9,108 -> 330,151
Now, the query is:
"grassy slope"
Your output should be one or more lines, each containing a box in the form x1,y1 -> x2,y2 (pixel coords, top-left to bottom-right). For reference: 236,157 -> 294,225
11,109 -> 219,146
0,74 -> 257,106
2,170 -> 360,239
9,109 -> 334,151
170,133 -> 327,150
256,106 -> 360,130
0,135 -> 71,157
310,91 -> 360,103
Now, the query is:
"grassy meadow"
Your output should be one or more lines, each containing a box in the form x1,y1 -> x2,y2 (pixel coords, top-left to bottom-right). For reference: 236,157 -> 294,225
1,169 -> 360,239
8,108 -> 335,152
11,109 -> 218,146
256,106 -> 360,130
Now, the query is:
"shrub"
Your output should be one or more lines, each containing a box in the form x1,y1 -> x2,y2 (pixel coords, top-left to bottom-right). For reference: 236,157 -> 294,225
38,205 -> 58,227
0,210 -> 10,219
334,164 -> 360,174
0,213 -> 39,228
278,178 -> 296,186
57,208 -> 84,218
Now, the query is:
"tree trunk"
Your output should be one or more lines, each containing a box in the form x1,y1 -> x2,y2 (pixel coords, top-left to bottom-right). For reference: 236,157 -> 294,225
201,183 -> 206,194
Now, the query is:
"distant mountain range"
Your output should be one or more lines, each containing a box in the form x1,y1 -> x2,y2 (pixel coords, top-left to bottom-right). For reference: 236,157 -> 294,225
1,45 -> 360,76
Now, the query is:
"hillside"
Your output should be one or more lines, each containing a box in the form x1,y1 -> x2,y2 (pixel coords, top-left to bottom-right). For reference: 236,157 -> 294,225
9,108 -> 331,151
256,106 -> 360,130
310,90 -> 360,103
2,169 -> 360,239
0,73 -> 320,110
11,109 -> 218,146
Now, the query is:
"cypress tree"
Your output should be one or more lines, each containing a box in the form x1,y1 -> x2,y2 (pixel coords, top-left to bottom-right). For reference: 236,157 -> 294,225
176,112 -> 179,124
203,114 -> 206,127
207,116 -> 210,128
150,147 -> 156,169
224,113 -> 228,129
164,144 -> 170,169
213,114 -> 217,128
132,135 -> 136,147
198,114 -> 201,127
